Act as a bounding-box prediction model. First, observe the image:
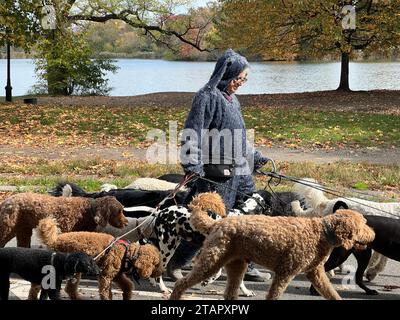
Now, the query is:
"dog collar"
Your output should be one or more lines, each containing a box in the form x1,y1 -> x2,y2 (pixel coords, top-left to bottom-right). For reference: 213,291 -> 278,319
116,240 -> 136,274
322,221 -> 337,246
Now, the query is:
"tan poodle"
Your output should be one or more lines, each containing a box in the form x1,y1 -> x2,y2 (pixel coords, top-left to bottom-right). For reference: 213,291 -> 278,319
0,193 -> 128,248
170,192 -> 375,300
35,218 -> 163,300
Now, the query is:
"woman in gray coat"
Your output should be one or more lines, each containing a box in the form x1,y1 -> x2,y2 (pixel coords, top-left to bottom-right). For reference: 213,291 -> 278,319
167,49 -> 270,281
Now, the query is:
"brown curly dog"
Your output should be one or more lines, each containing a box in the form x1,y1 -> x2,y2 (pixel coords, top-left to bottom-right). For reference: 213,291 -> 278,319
35,218 -> 163,300
170,192 -> 375,300
0,193 -> 128,248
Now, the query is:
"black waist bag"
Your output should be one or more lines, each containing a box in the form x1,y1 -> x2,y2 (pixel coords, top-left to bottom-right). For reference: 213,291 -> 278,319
203,163 -> 235,179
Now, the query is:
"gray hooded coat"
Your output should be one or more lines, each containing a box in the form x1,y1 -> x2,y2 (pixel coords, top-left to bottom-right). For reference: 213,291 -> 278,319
180,49 -> 269,209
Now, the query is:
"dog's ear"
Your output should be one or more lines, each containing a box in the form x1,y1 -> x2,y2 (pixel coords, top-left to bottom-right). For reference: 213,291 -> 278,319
104,198 -> 127,228
326,210 -> 364,249
133,245 -> 162,279
133,251 -> 153,279
92,197 -> 111,227
190,192 -> 226,217
65,253 -> 100,277
92,196 -> 122,227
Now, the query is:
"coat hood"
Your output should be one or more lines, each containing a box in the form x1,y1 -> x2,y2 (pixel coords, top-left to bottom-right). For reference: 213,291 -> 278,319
207,49 -> 249,92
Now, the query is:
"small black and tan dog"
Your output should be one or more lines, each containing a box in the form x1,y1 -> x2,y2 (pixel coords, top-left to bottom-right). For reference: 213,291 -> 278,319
0,247 -> 99,300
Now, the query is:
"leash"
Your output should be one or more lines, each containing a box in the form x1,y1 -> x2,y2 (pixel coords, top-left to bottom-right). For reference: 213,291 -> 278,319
257,170 -> 399,218
189,159 -> 278,213
93,173 -> 198,261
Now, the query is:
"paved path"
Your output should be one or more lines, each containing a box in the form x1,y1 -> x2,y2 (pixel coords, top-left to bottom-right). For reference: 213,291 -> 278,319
1,145 -> 398,165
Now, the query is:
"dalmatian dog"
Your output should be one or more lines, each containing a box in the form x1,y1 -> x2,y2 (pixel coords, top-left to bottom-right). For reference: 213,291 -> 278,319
125,193 -> 267,295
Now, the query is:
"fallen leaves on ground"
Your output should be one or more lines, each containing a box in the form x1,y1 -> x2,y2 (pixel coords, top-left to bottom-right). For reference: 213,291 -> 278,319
0,101 -> 399,150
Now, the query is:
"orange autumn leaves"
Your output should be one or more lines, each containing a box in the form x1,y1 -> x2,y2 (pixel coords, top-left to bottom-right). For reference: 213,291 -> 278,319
0,103 -> 399,151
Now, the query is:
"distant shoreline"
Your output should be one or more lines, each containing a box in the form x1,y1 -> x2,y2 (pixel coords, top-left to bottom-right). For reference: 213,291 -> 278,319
0,57 -> 399,63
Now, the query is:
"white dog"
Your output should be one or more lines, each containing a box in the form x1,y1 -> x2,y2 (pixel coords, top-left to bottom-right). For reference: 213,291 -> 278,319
292,178 -> 400,218
100,178 -> 186,193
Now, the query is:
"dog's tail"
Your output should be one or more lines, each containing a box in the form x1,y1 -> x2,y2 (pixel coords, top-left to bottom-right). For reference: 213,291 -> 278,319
189,192 -> 226,235
36,218 -> 60,249
294,178 -> 328,209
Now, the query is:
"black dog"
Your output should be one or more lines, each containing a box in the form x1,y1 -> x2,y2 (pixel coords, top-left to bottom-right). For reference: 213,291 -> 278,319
257,190 -> 305,216
311,201 -> 400,296
0,248 -> 100,300
49,182 -> 189,216
50,178 -> 302,218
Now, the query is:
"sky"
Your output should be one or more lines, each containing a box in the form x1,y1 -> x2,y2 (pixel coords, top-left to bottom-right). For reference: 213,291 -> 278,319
176,0 -> 215,14
194,0 -> 214,6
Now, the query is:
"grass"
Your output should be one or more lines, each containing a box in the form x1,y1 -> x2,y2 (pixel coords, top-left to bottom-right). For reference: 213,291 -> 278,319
0,103 -> 398,149
0,159 -> 398,200
244,107 -> 400,149
0,102 -> 398,202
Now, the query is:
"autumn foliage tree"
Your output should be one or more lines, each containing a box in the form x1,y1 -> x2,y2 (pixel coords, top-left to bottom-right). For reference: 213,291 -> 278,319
216,0 -> 400,91
2,0 -> 215,95
0,0 -> 41,49
158,6 -> 217,60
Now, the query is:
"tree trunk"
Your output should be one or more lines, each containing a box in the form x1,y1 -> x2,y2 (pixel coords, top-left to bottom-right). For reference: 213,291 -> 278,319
337,51 -> 351,91
47,64 -> 69,95
46,29 -> 70,96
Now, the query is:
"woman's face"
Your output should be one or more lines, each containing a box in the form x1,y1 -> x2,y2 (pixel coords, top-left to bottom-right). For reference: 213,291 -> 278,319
225,69 -> 248,95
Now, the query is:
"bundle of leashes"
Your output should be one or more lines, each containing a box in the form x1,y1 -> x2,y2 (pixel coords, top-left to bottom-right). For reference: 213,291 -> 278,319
256,167 -> 398,218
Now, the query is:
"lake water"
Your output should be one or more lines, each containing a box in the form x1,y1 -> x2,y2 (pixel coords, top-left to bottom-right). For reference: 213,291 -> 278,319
0,59 -> 399,96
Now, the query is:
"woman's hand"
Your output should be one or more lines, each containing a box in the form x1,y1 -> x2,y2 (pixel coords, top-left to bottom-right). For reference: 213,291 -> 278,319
254,156 -> 271,170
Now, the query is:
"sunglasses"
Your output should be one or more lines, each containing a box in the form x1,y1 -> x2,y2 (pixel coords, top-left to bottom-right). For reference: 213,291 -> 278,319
234,76 -> 248,83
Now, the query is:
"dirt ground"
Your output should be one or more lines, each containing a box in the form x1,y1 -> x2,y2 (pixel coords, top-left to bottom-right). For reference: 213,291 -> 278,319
0,145 -> 398,165
34,90 -> 400,114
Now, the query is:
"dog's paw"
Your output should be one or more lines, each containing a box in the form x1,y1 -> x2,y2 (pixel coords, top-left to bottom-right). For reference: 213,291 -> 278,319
366,289 -> 379,296
162,287 -> 172,294
242,289 -> 255,297
162,291 -> 171,300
